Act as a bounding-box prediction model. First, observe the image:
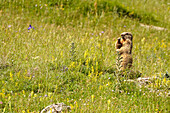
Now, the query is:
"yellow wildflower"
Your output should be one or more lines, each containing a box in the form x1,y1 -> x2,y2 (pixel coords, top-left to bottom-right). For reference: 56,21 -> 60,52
88,72 -> 91,77
99,85 -> 102,90
39,84 -> 41,89
107,99 -> 111,105
10,72 -> 13,81
15,82 -> 18,86
75,101 -> 78,110
84,49 -> 88,58
141,37 -> 145,44
31,91 -> 34,97
91,66 -> 94,74
8,96 -> 11,100
27,110 -> 30,113
67,98 -> 69,102
97,43 -> 101,48
70,104 -> 74,109
2,89 -> 5,93
17,71 -> 20,77
55,85 -> 58,90
52,56 -> 55,62
23,90 -> 25,95
48,92 -> 52,97
128,108 -> 131,112
0,93 -> 5,98
34,94 -> 37,98
107,99 -> 111,110
69,62 -> 75,68
50,108 -> 52,113
163,78 -> 166,85
91,95 -> 94,102
85,59 -> 89,66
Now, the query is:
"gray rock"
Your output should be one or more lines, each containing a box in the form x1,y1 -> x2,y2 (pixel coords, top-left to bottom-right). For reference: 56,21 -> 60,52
41,103 -> 71,113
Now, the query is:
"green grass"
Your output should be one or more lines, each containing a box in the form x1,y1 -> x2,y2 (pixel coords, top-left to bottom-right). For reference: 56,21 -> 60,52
0,0 -> 170,112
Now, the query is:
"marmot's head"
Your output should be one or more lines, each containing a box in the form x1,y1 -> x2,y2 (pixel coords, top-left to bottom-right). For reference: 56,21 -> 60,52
121,32 -> 133,41
122,38 -> 131,46
116,36 -> 127,46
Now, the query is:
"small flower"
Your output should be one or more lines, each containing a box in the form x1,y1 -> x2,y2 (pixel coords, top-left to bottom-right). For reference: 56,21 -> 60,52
45,94 -> 48,97
0,101 -> 3,104
28,25 -> 35,30
101,31 -> 104,33
62,66 -> 68,72
107,99 -> 111,105
8,25 -> 12,28
124,25 -> 126,28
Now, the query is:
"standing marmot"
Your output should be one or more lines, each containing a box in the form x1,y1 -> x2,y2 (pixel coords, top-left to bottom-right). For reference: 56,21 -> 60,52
115,32 -> 133,71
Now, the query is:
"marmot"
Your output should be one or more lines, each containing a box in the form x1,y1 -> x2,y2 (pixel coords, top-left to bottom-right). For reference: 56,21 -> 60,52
115,33 -> 133,71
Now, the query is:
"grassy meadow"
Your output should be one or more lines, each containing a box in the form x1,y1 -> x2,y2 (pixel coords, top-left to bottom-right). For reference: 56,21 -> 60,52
0,0 -> 170,112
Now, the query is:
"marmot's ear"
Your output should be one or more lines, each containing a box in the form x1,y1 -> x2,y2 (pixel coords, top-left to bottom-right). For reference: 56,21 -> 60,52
127,33 -> 133,41
118,37 -> 121,42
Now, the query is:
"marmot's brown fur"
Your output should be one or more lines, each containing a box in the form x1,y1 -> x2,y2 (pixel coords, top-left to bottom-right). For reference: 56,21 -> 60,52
121,32 -> 133,53
115,33 -> 133,71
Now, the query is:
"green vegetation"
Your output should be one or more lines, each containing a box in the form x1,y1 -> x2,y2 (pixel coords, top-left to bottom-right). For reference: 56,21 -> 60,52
0,0 -> 169,112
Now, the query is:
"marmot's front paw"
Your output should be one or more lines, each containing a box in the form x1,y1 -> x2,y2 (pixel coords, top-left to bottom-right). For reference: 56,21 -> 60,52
116,49 -> 120,52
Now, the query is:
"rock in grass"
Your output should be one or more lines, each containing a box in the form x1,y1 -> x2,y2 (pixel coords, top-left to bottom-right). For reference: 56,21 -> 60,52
40,103 -> 71,113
